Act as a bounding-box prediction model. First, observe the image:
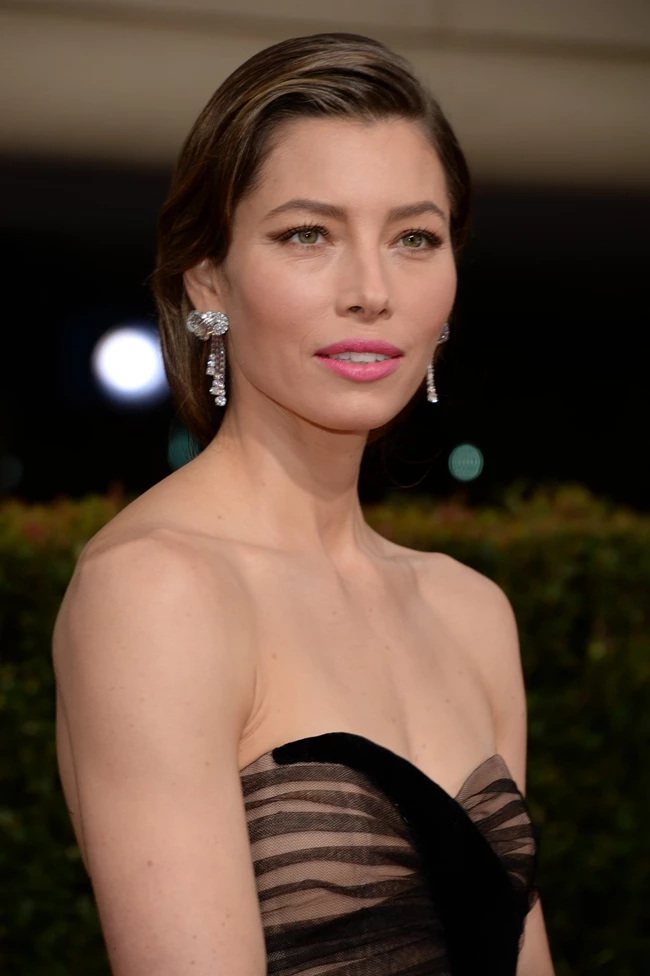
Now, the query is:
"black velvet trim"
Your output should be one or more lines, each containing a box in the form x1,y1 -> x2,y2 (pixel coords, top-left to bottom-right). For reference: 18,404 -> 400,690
273,731 -> 523,976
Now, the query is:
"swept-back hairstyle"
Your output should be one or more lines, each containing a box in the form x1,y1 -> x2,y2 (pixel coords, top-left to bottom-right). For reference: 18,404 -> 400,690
152,32 -> 472,449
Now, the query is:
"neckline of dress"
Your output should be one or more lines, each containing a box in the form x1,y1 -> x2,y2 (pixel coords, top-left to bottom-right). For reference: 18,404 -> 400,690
239,730 -> 511,802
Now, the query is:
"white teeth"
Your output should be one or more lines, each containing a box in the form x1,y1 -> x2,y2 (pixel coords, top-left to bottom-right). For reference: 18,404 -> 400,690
327,352 -> 391,362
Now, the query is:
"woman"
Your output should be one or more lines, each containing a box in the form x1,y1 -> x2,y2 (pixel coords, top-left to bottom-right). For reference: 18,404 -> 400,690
53,32 -> 554,976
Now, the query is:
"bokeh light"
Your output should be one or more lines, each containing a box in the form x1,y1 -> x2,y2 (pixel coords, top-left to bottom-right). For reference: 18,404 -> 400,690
167,421 -> 201,471
91,324 -> 167,404
448,443 -> 484,482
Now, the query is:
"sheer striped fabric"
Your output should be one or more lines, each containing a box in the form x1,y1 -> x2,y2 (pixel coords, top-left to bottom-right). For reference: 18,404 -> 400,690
240,732 -> 539,976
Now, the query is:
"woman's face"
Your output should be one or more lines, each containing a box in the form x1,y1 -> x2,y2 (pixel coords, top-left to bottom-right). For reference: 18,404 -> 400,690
188,116 -> 457,434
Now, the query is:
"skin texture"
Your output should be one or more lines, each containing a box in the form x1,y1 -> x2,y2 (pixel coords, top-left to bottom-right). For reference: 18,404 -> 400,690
54,117 -> 554,974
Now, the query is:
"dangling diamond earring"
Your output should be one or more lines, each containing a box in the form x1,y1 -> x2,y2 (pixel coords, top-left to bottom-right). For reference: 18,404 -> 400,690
427,321 -> 450,403
185,310 -> 229,407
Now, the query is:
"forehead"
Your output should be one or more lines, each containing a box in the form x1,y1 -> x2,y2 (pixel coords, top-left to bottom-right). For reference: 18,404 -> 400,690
244,117 -> 449,217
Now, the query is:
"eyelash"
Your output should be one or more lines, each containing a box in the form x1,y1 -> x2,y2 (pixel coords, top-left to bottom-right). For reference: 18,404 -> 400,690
274,222 -> 444,250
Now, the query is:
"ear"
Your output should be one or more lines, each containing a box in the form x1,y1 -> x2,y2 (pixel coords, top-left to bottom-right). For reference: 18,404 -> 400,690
183,259 -> 227,313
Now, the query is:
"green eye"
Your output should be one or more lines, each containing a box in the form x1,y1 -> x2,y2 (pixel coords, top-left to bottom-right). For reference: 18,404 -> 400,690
399,229 -> 443,250
402,232 -> 426,248
297,229 -> 320,244
276,223 -> 328,247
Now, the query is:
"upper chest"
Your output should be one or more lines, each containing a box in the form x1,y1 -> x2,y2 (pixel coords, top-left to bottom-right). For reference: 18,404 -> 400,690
220,542 -> 496,788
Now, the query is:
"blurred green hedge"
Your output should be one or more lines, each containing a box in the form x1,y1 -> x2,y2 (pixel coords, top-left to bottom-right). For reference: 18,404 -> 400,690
1,484 -> 648,975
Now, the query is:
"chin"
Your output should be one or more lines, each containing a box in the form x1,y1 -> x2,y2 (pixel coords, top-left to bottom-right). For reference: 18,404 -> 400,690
308,404 -> 402,435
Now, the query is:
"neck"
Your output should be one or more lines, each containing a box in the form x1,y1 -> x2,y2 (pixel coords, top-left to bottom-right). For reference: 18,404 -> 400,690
192,400 -> 381,563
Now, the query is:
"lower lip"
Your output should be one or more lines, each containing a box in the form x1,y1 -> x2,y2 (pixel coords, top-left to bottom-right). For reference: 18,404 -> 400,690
314,355 -> 402,381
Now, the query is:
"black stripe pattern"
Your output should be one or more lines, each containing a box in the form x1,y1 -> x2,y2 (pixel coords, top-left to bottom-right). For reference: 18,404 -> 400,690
240,732 -> 539,975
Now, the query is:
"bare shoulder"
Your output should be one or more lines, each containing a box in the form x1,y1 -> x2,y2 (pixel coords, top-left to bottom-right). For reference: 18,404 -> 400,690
383,539 -> 516,626
407,547 -> 528,792
382,541 -> 522,697
53,528 -> 259,817
410,549 -> 522,702
417,549 -> 517,625
55,525 -> 256,724
71,464 -> 207,561
54,460 -> 264,751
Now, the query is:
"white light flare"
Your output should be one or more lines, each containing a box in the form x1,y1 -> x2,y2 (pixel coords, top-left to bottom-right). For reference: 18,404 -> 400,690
91,324 -> 167,404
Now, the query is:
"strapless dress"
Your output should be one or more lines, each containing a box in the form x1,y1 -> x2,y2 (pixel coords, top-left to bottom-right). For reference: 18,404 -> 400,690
240,731 -> 539,975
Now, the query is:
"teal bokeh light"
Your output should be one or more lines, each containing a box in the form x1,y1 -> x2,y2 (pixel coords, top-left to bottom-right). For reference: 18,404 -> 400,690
448,443 -> 484,482
167,421 -> 201,471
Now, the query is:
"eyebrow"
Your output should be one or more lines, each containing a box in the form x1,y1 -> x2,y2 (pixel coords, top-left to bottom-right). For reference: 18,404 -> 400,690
263,197 -> 448,224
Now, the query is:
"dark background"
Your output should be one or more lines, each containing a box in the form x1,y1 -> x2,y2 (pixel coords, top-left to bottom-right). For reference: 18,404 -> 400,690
1,153 -> 648,509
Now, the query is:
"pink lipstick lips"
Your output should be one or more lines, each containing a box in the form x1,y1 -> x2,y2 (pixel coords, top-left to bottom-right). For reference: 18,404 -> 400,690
314,338 -> 403,383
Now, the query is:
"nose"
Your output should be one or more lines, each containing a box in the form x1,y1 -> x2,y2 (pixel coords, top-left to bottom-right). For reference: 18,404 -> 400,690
339,242 -> 390,322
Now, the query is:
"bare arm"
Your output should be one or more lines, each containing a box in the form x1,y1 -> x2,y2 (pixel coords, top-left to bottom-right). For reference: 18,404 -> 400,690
52,535 -> 266,976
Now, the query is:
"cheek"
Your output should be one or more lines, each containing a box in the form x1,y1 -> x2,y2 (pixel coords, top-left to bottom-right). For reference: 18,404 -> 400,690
406,258 -> 457,330
236,252 -> 330,333
226,259 -> 327,375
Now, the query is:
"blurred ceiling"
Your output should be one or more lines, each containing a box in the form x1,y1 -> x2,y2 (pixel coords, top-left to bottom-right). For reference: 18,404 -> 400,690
0,0 -> 648,187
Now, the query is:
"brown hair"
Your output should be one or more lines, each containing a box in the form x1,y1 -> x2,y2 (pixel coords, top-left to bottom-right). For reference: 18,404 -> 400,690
151,32 -> 472,450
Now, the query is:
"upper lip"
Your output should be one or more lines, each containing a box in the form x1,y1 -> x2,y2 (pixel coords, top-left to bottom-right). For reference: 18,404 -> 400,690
315,338 -> 403,357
